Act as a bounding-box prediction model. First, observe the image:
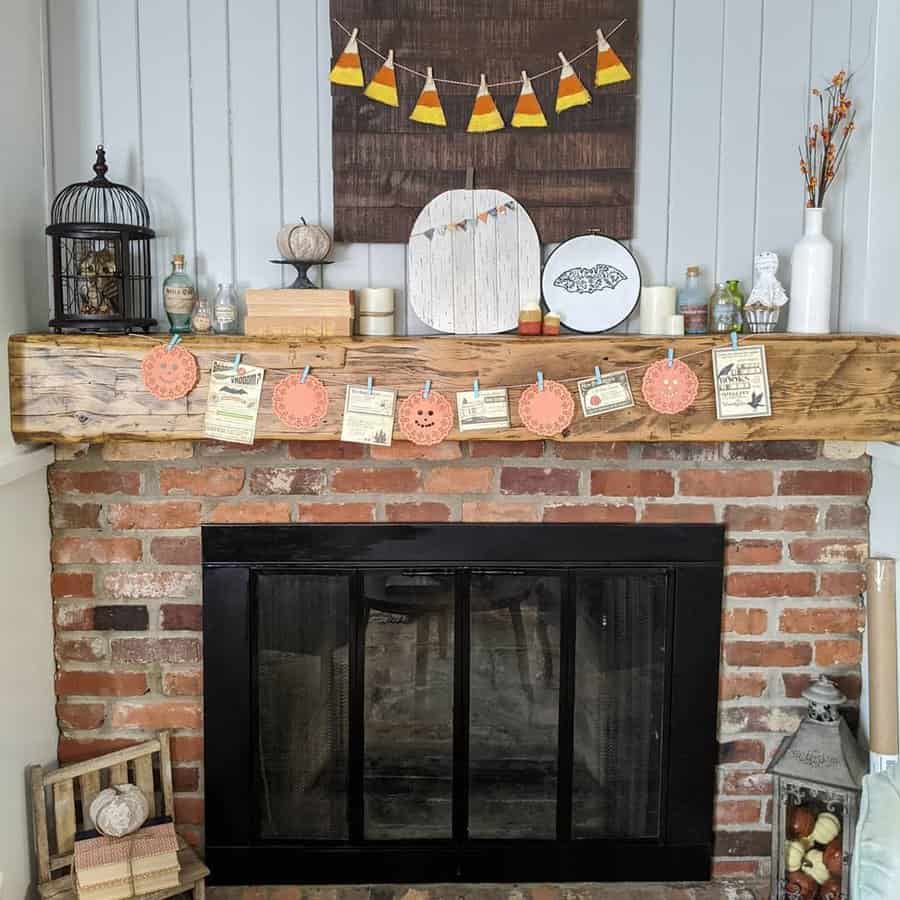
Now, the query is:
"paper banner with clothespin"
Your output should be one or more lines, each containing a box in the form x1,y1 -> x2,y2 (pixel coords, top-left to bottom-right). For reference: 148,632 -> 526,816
512,71 -> 548,128
467,74 -> 505,133
595,27 -> 631,86
330,27 -> 365,88
556,52 -> 591,113
364,48 -> 399,107
410,66 -> 447,127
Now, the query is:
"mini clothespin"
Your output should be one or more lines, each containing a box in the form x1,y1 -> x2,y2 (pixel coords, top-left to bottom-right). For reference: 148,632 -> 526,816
232,353 -> 242,372
730,332 -> 739,350
537,370 -> 545,392
473,378 -> 480,399
367,376 -> 374,395
594,366 -> 603,385
423,380 -> 432,399
300,365 -> 310,383
165,334 -> 181,352
667,348 -> 675,368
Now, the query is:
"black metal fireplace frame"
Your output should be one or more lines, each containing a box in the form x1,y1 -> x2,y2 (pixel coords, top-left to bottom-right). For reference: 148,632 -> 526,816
203,524 -> 724,885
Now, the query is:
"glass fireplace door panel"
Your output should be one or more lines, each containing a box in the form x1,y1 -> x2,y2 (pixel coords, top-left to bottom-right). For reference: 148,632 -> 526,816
363,573 -> 454,839
469,573 -> 562,839
572,573 -> 668,839
255,572 -> 351,840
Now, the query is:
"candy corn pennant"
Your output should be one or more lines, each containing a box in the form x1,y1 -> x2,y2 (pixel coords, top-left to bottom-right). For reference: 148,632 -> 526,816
511,71 -> 548,128
364,49 -> 399,107
330,28 -> 365,88
410,67 -> 447,127
595,28 -> 631,86
556,52 -> 591,113
467,74 -> 505,133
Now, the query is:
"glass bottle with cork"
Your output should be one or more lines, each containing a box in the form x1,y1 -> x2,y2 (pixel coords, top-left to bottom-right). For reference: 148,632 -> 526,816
677,265 -> 708,334
163,254 -> 195,334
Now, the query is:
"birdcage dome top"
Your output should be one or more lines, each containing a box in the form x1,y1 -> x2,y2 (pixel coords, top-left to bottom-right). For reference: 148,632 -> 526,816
48,145 -> 153,233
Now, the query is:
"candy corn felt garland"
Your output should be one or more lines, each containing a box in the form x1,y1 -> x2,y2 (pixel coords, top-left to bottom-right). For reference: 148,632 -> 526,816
329,18 -> 631,133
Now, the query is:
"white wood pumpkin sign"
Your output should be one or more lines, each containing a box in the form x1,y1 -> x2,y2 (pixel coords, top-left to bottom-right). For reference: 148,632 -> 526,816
407,190 -> 540,334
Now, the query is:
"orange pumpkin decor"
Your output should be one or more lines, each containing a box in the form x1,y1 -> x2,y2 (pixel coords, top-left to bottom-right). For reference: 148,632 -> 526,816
820,877 -> 842,900
785,870 -> 819,900
787,806 -> 817,841
398,387 -> 454,446
140,343 -> 199,400
518,377 -> 575,437
823,838 -> 843,877
272,372 -> 329,431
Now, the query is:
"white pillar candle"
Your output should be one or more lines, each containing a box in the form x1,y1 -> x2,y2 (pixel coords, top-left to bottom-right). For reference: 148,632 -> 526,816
358,288 -> 395,314
639,286 -> 677,335
666,314 -> 685,336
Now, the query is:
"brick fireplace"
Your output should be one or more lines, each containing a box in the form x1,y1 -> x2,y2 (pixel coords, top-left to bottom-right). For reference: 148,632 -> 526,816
47,438 -> 869,896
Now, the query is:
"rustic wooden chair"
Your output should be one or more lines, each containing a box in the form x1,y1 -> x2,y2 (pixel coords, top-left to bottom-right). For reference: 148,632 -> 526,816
29,732 -> 209,900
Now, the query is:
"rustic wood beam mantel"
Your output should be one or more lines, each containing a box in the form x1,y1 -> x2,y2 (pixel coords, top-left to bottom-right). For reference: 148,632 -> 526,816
9,333 -> 900,444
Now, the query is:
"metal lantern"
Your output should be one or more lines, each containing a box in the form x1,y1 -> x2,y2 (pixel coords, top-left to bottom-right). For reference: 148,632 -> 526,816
767,676 -> 866,900
46,145 -> 156,332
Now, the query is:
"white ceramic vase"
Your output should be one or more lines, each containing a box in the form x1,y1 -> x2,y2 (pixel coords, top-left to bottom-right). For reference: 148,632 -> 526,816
788,207 -> 833,333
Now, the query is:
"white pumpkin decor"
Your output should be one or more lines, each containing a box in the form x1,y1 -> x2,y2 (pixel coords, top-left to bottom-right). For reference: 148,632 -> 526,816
89,784 -> 150,837
276,218 -> 333,262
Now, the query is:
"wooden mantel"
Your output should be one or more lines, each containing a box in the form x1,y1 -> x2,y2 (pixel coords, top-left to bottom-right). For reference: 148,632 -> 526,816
9,333 -> 900,444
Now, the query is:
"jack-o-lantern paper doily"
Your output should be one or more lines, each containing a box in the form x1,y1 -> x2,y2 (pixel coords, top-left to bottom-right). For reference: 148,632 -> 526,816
518,380 -> 575,437
398,389 -> 454,446
641,359 -> 699,415
272,373 -> 329,430
141,344 -> 199,400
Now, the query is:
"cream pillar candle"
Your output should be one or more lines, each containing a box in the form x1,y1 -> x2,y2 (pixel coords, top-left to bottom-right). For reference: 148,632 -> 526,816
866,557 -> 899,769
357,288 -> 395,336
666,314 -> 685,336
639,286 -> 677,335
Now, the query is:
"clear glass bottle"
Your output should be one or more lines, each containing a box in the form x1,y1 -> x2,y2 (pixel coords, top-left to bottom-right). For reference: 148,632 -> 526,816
677,265 -> 708,334
190,293 -> 212,334
709,282 -> 739,333
726,279 -> 745,333
163,254 -> 195,334
212,283 -> 239,334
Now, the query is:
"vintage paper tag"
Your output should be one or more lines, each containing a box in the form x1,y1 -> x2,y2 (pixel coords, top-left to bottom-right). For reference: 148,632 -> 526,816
204,359 -> 265,444
341,384 -> 397,446
456,388 -> 510,432
576,372 -> 635,418
713,345 -> 772,419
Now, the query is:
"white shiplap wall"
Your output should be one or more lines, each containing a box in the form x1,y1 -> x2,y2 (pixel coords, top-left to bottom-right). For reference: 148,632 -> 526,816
45,0 -> 881,334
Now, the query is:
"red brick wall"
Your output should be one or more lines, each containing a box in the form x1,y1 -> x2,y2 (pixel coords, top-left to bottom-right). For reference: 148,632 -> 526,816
48,438 -> 869,881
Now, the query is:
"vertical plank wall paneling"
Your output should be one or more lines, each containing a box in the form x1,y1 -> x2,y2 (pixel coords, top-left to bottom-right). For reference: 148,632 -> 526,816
44,0 -> 880,332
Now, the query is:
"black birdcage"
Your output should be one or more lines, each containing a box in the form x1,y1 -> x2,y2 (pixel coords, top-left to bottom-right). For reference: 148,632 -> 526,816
47,145 -> 156,332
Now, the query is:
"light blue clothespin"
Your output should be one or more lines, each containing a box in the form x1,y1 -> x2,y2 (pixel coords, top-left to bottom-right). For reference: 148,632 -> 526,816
667,348 -> 675,368
165,333 -> 181,352
367,376 -> 374,395
730,332 -> 739,350
300,365 -> 310,383
473,378 -> 480,399
594,366 -> 602,385
232,353 -> 242,372
537,370 -> 544,392
423,380 -> 432,399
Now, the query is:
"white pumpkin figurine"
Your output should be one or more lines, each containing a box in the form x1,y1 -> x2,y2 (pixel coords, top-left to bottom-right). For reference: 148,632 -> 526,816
276,218 -> 333,262
89,784 -> 150,837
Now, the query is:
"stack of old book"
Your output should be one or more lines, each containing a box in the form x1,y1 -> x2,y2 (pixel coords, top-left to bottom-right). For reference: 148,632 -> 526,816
74,821 -> 180,900
244,288 -> 354,337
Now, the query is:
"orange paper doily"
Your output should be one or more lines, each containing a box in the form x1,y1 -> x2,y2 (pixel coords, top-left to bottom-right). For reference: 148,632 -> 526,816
641,358 -> 699,414
140,344 -> 199,400
272,373 -> 329,430
398,389 -> 454,445
518,380 -> 575,437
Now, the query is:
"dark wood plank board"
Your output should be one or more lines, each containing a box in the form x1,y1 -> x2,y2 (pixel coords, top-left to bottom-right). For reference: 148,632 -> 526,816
330,0 -> 638,243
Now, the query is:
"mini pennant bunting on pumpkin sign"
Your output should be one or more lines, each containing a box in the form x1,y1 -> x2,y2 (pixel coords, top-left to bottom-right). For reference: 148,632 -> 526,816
556,52 -> 591,113
330,27 -> 365,88
410,66 -> 447,127
595,27 -> 631,87
512,71 -> 548,128
467,74 -> 505,133
364,49 -> 399,107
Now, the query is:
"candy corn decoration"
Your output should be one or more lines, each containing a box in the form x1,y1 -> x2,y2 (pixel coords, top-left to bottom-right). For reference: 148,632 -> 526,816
330,27 -> 365,88
364,49 -> 399,107
410,67 -> 447,127
511,71 -> 548,128
556,52 -> 591,113
595,28 -> 631,86
467,74 -> 505,133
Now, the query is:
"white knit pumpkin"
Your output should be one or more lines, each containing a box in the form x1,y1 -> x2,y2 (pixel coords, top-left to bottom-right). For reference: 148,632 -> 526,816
89,784 -> 150,837
275,219 -> 332,261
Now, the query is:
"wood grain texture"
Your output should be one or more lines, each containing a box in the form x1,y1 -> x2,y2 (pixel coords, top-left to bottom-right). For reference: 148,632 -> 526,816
330,0 -> 638,243
10,333 -> 900,444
